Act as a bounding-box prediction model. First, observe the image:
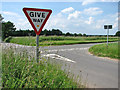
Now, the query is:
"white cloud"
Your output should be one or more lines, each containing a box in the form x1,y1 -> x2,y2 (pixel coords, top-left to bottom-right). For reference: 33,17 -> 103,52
45,7 -> 117,35
2,5 -> 118,35
68,11 -> 81,20
113,22 -> 117,28
82,0 -> 97,6
44,13 -> 68,30
82,0 -> 119,6
85,17 -> 94,24
83,7 -> 103,15
95,19 -> 106,29
2,11 -> 20,17
61,7 -> 74,13
2,0 -> 119,2
82,2 -> 92,6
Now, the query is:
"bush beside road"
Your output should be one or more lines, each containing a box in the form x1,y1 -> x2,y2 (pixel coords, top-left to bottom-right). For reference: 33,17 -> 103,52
89,43 -> 119,60
5,36 -> 118,46
2,47 -> 83,88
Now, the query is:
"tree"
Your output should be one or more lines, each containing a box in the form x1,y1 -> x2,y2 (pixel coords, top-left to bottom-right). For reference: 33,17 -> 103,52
51,29 -> 62,36
0,14 -> 4,22
43,29 -> 49,36
65,32 -> 71,36
2,21 -> 16,40
78,33 -> 82,36
74,33 -> 78,37
115,31 -> 120,36
83,33 -> 87,37
0,14 -> 3,41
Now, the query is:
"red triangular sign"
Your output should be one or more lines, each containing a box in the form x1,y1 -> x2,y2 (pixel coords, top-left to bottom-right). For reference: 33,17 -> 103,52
23,7 -> 52,35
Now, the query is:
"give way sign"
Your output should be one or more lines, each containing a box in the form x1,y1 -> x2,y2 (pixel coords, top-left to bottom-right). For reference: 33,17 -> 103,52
23,7 -> 52,35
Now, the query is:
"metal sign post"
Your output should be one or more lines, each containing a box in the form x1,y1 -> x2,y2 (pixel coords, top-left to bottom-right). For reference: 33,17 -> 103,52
107,28 -> 109,47
23,7 -> 52,63
36,35 -> 39,63
104,25 -> 112,48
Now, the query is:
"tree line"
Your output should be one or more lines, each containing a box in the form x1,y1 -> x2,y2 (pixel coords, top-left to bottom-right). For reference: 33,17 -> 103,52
1,21 -> 87,40
1,17 -> 120,41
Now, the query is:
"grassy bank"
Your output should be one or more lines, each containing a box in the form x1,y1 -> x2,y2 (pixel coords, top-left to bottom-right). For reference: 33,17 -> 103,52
2,48 -> 83,88
6,36 -> 118,46
89,43 -> 119,60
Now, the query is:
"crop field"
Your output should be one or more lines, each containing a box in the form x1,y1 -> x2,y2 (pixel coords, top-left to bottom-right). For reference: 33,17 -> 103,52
5,36 -> 118,46
89,42 -> 119,60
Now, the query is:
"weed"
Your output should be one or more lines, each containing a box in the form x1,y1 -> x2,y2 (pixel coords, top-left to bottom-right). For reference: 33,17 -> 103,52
89,43 -> 119,60
2,47 -> 83,88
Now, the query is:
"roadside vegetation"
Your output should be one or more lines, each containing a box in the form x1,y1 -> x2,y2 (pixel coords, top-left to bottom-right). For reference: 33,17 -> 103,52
2,47 -> 83,88
5,36 -> 118,46
1,20 -> 120,41
89,43 -> 119,60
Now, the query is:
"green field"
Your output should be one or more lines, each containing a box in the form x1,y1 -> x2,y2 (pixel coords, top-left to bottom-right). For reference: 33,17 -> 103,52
89,43 -> 119,60
2,48 -> 83,88
5,36 -> 118,46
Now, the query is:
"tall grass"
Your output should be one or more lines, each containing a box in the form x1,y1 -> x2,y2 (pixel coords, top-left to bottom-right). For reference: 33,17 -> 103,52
6,36 -> 118,46
2,47 -> 83,88
89,43 -> 119,59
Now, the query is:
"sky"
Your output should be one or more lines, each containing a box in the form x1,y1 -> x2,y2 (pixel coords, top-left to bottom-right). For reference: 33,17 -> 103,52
1,1 -> 119,35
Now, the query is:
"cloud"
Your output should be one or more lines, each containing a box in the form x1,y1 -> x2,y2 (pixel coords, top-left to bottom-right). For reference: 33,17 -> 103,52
45,6 -> 117,35
61,7 -> 74,13
67,11 -> 81,20
95,19 -> 106,29
44,13 -> 68,30
113,22 -> 117,28
2,11 -> 20,17
2,5 -> 118,35
2,0 -> 119,2
82,0 -> 97,6
85,17 -> 94,24
1,11 -> 31,30
83,7 -> 103,15
82,0 -> 119,6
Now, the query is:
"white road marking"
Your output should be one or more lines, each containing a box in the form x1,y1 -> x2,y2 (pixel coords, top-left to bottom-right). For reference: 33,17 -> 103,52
43,54 -> 76,63
47,47 -> 90,52
1,43 -> 89,51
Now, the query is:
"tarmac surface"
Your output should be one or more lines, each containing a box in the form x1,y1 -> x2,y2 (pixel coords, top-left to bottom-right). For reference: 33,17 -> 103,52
1,42 -> 118,88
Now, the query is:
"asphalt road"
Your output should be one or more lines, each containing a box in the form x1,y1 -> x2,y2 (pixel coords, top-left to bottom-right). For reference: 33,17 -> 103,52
2,43 -> 118,88
41,43 -> 118,88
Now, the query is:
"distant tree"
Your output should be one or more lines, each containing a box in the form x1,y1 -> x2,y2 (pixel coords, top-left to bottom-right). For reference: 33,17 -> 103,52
78,33 -> 82,36
43,29 -> 49,36
0,14 -> 3,41
65,32 -> 71,36
74,33 -> 78,37
2,21 -> 16,40
0,14 -> 3,22
51,29 -> 62,36
115,31 -> 120,36
62,33 -> 66,36
83,33 -> 87,37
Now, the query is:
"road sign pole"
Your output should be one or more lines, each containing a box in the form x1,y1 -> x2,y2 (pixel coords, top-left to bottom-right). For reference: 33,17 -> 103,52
23,8 -> 52,62
107,28 -> 109,47
104,25 -> 112,47
36,35 -> 39,63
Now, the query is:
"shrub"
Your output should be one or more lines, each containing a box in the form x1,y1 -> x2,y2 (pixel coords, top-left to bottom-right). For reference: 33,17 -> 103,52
2,47 -> 80,88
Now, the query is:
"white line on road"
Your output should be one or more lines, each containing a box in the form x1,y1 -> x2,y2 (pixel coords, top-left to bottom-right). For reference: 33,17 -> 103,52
43,54 -> 76,63
47,47 -> 90,52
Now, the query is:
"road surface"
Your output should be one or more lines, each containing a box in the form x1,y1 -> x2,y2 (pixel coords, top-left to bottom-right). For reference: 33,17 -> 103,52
2,43 -> 118,88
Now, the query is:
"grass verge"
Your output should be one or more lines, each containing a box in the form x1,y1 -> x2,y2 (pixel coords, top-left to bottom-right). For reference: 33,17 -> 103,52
2,47 -> 83,88
6,36 -> 118,46
89,43 -> 119,60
